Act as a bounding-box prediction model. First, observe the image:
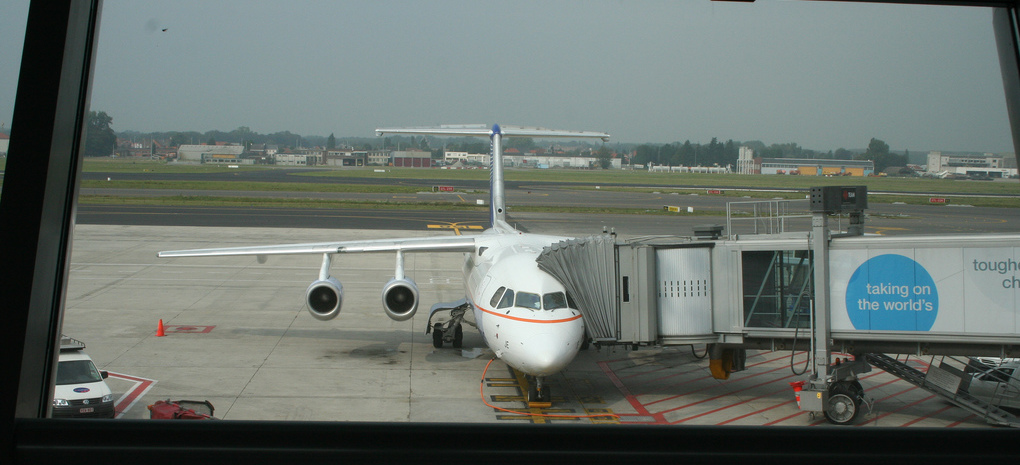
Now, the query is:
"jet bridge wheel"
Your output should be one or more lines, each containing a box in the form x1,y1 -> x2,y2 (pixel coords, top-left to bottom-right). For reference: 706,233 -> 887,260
432,323 -> 444,348
824,381 -> 865,425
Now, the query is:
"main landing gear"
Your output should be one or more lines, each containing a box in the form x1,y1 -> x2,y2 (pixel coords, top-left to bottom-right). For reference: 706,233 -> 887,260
431,322 -> 463,348
427,301 -> 470,349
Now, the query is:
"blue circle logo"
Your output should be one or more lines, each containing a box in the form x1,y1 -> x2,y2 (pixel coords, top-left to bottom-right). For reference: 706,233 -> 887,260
845,254 -> 939,331
73,387 -> 91,393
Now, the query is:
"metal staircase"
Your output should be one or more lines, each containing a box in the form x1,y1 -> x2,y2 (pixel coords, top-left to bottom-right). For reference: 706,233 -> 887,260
865,353 -> 1020,427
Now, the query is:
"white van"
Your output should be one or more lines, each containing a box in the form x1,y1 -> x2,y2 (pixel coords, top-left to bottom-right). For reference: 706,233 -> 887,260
52,336 -> 115,418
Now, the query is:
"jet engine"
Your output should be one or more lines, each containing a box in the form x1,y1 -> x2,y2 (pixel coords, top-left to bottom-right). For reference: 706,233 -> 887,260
381,277 -> 419,321
306,277 -> 343,321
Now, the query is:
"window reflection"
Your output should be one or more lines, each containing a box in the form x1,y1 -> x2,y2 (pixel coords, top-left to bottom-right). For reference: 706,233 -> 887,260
0,0 -> 29,202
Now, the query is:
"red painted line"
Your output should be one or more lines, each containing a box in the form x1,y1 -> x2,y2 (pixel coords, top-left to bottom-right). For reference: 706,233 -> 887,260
769,371 -> 891,426
623,364 -> 706,386
107,372 -> 157,419
597,360 -> 667,424
635,351 -> 808,404
809,384 -> 919,426
858,393 -> 934,426
672,383 -> 795,425
165,325 -> 215,334
616,363 -> 684,382
477,306 -> 582,324
665,374 -> 803,423
646,355 -> 809,408
716,399 -> 797,425
947,413 -> 976,427
901,403 -> 956,427
764,409 -> 810,425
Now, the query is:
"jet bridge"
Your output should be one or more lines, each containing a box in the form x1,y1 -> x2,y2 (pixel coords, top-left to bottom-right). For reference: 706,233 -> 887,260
536,186 -> 1020,425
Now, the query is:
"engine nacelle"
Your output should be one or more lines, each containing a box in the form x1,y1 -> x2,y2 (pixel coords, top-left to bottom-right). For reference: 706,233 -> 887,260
382,277 -> 419,321
306,277 -> 343,321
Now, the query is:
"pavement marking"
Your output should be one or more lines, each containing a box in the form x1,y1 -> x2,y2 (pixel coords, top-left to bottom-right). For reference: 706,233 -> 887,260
427,222 -> 484,236
108,372 -> 157,419
598,349 -> 984,427
484,366 -> 618,424
164,325 -> 215,334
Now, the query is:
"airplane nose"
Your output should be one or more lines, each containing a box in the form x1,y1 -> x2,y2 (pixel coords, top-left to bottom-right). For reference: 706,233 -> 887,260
522,331 -> 580,376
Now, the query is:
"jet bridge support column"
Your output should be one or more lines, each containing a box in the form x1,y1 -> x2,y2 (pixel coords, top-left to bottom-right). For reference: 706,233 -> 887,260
809,212 -> 831,387
797,186 -> 871,425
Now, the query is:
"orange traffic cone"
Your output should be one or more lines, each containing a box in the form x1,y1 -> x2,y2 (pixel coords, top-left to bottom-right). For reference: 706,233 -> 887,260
156,319 -> 166,337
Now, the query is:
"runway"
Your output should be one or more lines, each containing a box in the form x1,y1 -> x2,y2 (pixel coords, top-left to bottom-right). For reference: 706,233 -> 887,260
78,185 -> 1020,236
61,222 -> 1005,426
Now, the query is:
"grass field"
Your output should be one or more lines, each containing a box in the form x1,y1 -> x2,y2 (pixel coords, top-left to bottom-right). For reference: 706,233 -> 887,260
81,158 -> 1018,191
20,157 -> 1020,210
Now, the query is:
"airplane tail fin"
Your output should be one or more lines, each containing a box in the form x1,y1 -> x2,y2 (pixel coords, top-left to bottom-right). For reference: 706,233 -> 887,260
376,125 -> 610,230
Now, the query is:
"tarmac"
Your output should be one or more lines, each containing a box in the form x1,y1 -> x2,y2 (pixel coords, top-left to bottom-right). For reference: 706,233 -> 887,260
60,224 -> 1000,427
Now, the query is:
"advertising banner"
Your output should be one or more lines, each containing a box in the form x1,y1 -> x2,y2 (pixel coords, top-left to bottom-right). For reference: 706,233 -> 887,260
829,247 -> 1019,335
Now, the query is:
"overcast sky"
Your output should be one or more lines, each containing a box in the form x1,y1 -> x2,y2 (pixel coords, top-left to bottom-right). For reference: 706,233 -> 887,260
1,1 -> 1015,153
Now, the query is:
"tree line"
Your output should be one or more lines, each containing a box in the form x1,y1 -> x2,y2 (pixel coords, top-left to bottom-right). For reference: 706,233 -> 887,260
85,110 -> 910,172
632,137 -> 910,173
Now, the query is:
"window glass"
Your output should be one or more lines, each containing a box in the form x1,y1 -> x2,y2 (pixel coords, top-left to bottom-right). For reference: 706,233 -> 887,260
741,250 -> 813,329
0,0 -> 29,201
543,292 -> 567,310
48,0 -> 1015,428
489,286 -> 506,308
55,360 -> 103,385
497,289 -> 514,309
516,292 -> 541,310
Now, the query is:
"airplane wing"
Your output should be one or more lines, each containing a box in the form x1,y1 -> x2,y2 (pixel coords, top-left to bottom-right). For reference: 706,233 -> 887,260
157,235 -> 476,258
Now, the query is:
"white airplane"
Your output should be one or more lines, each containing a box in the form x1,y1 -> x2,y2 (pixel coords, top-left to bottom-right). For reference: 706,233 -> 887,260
158,124 -> 610,405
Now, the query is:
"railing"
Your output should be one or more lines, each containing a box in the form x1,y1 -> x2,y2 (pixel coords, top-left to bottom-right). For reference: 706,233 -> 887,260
726,199 -> 812,238
725,198 -> 860,239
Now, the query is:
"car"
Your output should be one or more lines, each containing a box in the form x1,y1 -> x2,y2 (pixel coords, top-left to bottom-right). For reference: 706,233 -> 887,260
966,358 -> 1020,411
51,336 -> 115,419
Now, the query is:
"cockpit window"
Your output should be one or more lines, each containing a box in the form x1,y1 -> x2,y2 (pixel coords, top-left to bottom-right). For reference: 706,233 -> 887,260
516,292 -> 541,310
567,292 -> 578,310
543,292 -> 568,310
497,289 -> 514,309
490,286 -> 506,307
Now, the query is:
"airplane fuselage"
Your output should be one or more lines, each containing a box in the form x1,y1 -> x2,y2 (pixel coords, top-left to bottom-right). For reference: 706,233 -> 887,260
462,227 -> 585,376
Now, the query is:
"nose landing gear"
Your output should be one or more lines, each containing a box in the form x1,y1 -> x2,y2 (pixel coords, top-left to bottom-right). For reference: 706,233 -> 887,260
527,376 -> 552,408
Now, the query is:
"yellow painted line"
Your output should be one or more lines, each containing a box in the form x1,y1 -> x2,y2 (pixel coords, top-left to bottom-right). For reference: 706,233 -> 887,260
427,224 -> 483,230
491,395 -> 526,402
457,194 -> 466,202
428,224 -> 483,237
512,368 -> 532,396
870,226 -> 910,236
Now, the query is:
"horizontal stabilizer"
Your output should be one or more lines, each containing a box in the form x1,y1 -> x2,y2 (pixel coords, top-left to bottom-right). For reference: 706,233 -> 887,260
377,124 -> 609,141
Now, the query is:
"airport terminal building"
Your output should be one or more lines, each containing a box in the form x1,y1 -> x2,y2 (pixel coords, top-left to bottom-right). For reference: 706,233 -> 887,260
736,147 -> 874,176
176,144 -> 248,164
926,151 -> 1018,178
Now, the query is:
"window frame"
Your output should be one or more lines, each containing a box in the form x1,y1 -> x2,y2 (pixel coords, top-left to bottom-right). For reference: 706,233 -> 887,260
4,1 -> 1020,463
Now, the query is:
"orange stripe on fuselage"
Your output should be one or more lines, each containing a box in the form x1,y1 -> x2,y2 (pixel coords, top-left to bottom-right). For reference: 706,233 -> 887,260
476,305 -> 582,324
